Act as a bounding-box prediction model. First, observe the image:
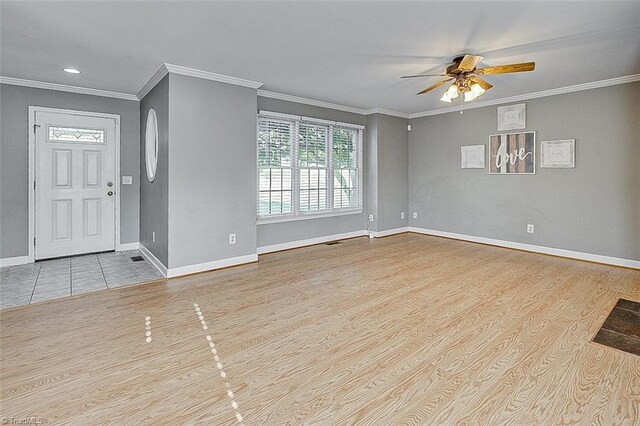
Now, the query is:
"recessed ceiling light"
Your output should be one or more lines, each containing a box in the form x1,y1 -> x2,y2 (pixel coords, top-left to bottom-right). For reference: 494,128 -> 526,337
63,68 -> 81,74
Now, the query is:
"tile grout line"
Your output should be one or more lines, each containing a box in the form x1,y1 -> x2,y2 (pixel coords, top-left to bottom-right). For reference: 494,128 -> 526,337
194,303 -> 245,426
96,255 -> 110,290
28,263 -> 43,305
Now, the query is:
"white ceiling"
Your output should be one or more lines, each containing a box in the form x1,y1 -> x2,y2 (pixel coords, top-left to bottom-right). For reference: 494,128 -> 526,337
2,1 -> 639,114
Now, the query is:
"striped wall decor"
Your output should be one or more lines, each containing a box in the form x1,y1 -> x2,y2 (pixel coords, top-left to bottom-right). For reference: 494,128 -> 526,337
489,131 -> 535,174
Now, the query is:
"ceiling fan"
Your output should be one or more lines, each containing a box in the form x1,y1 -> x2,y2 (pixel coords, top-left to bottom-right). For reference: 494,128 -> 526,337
402,54 -> 535,103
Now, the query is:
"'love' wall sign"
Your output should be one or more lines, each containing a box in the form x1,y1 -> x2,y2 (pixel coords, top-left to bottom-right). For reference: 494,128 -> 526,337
489,132 -> 535,175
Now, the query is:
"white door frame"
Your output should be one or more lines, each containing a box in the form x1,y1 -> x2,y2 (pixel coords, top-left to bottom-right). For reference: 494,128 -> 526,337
28,106 -> 121,263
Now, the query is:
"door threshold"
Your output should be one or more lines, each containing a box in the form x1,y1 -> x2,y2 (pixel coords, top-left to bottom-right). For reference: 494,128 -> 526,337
36,250 -> 116,262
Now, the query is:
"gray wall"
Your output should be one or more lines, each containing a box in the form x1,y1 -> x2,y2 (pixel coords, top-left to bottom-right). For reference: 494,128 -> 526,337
168,74 -> 257,268
365,115 -> 379,232
370,113 -> 409,232
0,84 -> 139,259
139,76 -> 169,266
408,81 -> 640,261
256,97 -> 368,247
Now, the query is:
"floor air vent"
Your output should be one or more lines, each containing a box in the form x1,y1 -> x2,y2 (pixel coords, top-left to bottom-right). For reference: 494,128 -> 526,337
130,256 -> 145,262
325,241 -> 340,245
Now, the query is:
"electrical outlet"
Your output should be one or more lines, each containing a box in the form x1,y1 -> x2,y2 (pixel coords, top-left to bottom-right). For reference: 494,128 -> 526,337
412,212 -> 418,219
229,233 -> 236,244
368,214 -> 374,223
152,231 -> 156,242
400,211 -> 405,219
527,224 -> 534,234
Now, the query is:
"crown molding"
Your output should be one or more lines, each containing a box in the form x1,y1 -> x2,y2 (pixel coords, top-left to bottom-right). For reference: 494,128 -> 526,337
257,89 -> 369,115
164,63 -> 263,89
0,76 -> 139,101
257,89 -> 409,118
137,64 -> 169,100
5,71 -> 637,120
138,63 -> 263,100
365,107 -> 410,119
408,73 -> 640,119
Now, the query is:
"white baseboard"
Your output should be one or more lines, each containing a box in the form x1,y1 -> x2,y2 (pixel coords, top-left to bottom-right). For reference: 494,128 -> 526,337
139,244 -> 168,277
372,227 -> 410,238
0,256 -> 29,267
408,227 -> 640,270
257,230 -> 368,254
117,242 -> 140,251
167,254 -> 258,278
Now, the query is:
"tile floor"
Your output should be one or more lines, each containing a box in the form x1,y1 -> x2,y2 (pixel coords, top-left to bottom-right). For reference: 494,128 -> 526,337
0,250 -> 164,310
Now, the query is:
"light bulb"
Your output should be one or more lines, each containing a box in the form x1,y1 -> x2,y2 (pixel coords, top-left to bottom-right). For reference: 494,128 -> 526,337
470,83 -> 485,96
440,93 -> 452,103
445,84 -> 459,99
464,91 -> 476,102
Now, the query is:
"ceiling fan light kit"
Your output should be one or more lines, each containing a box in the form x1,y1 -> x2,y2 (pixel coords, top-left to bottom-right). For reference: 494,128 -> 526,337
440,84 -> 460,103
404,54 -> 535,104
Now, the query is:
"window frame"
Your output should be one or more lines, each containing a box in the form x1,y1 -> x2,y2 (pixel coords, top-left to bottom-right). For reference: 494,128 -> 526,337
257,117 -> 295,217
257,112 -> 364,224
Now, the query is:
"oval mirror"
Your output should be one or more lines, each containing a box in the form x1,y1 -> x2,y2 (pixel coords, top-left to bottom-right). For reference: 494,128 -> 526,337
145,109 -> 158,182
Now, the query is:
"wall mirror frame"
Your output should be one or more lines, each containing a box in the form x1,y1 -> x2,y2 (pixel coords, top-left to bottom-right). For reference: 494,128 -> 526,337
145,108 -> 158,182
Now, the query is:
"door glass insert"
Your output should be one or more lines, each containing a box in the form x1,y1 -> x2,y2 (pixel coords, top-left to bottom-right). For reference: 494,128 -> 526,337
48,126 -> 105,143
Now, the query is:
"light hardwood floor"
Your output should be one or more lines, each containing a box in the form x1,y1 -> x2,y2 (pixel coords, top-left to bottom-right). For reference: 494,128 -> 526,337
1,233 -> 639,425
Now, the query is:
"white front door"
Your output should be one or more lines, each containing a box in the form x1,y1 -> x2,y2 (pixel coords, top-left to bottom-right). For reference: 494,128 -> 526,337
35,110 -> 117,259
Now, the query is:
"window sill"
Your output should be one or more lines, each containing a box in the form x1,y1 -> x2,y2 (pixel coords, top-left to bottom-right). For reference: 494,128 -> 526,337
257,208 -> 364,225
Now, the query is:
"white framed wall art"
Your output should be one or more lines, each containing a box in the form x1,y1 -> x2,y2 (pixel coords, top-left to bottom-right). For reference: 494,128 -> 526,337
540,139 -> 575,168
497,103 -> 526,131
461,145 -> 485,169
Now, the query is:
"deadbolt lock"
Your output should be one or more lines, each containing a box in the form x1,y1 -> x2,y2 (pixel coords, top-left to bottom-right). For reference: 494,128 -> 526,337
107,181 -> 113,187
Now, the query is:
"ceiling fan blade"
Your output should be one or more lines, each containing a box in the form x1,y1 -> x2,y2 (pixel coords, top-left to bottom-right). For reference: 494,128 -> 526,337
475,62 -> 535,75
468,76 -> 493,90
401,74 -> 447,78
417,78 -> 454,95
456,54 -> 484,72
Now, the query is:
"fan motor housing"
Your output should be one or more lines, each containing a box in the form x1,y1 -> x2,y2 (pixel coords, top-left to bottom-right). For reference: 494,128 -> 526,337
447,55 -> 471,75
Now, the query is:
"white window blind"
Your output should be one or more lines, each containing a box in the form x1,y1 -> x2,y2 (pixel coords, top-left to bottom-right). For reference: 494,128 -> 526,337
257,118 -> 293,216
257,113 -> 363,221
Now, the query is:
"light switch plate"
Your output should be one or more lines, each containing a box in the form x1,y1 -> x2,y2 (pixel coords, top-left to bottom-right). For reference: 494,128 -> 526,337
122,176 -> 133,185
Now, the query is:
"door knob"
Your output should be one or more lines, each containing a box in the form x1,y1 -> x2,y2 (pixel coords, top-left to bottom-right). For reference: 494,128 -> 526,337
107,191 -> 114,196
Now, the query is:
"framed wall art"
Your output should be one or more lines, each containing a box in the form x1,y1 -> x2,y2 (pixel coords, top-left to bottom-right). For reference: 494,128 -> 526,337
489,131 -> 535,174
461,145 -> 485,169
540,139 -> 575,168
497,103 -> 526,131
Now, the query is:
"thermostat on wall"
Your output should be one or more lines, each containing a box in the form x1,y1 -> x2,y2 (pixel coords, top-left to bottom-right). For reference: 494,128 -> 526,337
122,176 -> 133,185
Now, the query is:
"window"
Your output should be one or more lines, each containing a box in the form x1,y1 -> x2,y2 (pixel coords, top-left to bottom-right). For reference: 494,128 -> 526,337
298,122 -> 328,212
257,118 -> 293,216
48,126 -> 105,143
257,112 -> 363,221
